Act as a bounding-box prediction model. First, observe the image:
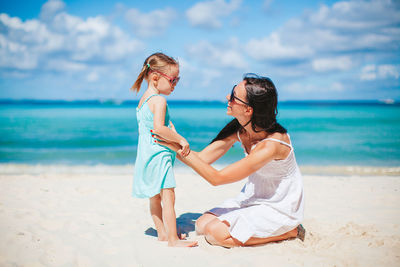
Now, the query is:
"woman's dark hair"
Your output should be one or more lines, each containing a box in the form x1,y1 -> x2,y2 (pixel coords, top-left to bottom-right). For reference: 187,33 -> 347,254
211,73 -> 286,143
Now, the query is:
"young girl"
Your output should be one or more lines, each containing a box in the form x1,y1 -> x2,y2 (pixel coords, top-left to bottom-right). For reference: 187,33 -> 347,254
131,52 -> 197,247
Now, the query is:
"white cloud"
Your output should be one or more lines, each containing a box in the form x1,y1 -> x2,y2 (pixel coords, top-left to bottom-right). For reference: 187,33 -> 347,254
125,8 -> 176,37
284,82 -> 318,93
40,0 -> 65,21
186,0 -> 242,29
0,5 -> 143,73
263,0 -> 274,10
46,59 -> 86,72
246,33 -> 313,60
312,56 -> 354,72
310,0 -> 400,31
0,15 -> 41,70
331,82 -> 345,91
361,64 -> 399,81
87,71 -> 99,82
176,57 -> 224,90
200,68 -> 223,86
245,0 -> 400,64
186,38 -> 248,69
360,65 -> 377,81
378,64 -> 400,79
284,81 -> 345,94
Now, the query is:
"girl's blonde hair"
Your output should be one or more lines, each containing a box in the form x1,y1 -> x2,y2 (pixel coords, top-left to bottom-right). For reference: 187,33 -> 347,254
130,52 -> 178,93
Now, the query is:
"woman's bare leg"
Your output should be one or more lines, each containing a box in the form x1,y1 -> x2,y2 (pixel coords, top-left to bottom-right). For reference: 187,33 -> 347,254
203,218 -> 298,248
160,188 -> 198,247
244,228 -> 297,246
203,218 -> 241,248
195,213 -> 217,235
149,194 -> 167,241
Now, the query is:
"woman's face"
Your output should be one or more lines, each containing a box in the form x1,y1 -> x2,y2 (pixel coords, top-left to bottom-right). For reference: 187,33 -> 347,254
226,80 -> 249,117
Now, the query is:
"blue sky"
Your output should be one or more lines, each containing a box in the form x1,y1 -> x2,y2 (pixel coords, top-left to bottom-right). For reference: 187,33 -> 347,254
0,0 -> 399,101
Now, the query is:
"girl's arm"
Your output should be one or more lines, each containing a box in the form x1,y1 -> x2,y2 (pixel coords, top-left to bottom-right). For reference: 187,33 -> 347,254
156,139 -> 278,186
150,96 -> 189,156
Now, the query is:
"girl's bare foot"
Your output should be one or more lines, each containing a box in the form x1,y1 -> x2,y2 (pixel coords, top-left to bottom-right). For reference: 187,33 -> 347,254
158,236 -> 167,241
168,239 -> 198,247
158,233 -> 186,241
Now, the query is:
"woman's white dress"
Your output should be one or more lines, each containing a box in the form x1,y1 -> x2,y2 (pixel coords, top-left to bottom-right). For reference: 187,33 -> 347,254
208,132 -> 304,243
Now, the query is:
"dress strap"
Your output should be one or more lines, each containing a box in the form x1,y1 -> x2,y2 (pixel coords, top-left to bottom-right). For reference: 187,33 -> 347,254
236,131 -> 242,142
237,131 -> 250,154
143,94 -> 159,104
138,94 -> 159,109
263,138 -> 292,149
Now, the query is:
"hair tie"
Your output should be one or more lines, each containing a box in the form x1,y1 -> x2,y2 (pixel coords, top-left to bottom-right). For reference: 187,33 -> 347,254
146,63 -> 150,68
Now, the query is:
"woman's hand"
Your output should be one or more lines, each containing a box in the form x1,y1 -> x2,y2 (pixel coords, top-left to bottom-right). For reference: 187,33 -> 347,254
179,139 -> 190,157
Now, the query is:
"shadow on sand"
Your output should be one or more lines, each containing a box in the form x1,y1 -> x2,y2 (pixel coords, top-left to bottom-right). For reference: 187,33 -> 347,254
145,212 -> 203,237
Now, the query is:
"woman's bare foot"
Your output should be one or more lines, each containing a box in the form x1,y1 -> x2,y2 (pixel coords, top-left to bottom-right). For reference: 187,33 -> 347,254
288,227 -> 298,239
296,224 -> 306,241
168,239 -> 198,247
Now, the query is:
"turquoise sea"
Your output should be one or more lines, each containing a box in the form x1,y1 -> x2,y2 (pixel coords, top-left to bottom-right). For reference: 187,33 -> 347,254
1,100 -> 399,167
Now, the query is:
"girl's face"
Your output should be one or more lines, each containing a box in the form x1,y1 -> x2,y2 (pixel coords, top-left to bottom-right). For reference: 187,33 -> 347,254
153,64 -> 180,95
226,80 -> 250,118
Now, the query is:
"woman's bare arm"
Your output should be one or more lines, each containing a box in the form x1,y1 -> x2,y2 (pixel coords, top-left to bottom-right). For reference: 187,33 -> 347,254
151,115 -> 236,161
156,139 -> 278,186
195,134 -> 237,164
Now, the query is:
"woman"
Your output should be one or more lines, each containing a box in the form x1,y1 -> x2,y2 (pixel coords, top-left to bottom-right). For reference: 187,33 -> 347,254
153,74 -> 305,248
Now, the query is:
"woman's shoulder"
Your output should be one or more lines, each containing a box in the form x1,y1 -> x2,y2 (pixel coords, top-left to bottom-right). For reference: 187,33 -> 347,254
266,132 -> 291,145
251,132 -> 291,159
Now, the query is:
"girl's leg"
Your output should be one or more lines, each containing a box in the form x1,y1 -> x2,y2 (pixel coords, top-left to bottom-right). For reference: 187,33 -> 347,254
149,194 -> 167,241
160,188 -> 197,247
204,218 -> 298,248
195,213 -> 218,235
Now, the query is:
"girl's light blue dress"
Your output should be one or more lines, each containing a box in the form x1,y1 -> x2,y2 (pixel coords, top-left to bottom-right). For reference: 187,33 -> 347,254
133,94 -> 176,198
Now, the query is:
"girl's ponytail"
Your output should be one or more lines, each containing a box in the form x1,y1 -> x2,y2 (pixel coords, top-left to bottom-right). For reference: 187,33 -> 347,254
130,63 -> 150,93
130,52 -> 178,93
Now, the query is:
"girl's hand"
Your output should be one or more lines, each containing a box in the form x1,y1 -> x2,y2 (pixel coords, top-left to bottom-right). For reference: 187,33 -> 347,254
179,139 -> 190,158
154,138 -> 181,153
150,127 -> 190,157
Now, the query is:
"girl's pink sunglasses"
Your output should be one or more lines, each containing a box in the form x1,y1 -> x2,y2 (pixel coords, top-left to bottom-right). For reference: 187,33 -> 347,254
151,69 -> 180,86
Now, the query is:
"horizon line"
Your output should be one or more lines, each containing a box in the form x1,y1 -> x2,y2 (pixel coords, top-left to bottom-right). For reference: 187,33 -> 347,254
0,98 -> 398,106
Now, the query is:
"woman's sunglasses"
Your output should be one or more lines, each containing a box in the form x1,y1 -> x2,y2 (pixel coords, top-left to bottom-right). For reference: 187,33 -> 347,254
230,85 -> 250,106
151,69 -> 180,86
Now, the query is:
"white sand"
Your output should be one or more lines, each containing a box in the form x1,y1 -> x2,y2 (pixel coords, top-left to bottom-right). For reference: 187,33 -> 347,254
0,164 -> 399,267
